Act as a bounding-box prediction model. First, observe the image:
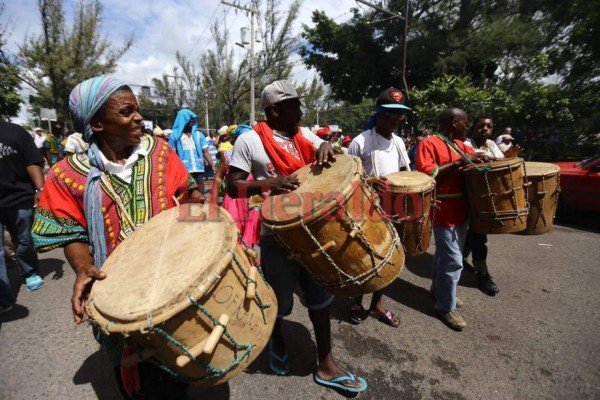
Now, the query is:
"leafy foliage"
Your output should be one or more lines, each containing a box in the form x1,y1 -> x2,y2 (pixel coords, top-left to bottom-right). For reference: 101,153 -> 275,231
411,75 -> 515,130
0,2 -> 22,120
18,0 -> 133,125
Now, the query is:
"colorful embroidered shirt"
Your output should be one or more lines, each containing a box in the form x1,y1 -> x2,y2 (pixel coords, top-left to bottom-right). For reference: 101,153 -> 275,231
32,136 -> 196,254
416,134 -> 474,227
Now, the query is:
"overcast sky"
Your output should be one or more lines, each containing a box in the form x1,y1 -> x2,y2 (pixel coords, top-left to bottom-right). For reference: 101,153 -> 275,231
2,0 -> 359,91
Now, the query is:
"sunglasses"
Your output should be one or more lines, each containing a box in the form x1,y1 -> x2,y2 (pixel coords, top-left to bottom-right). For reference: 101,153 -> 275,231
383,111 -> 406,119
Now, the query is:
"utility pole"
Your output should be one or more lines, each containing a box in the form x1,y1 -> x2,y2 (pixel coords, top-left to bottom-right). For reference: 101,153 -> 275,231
222,0 -> 257,124
205,92 -> 210,133
165,72 -> 182,106
355,0 -> 409,100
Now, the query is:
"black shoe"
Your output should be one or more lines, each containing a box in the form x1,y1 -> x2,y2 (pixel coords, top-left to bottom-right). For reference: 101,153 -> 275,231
477,273 -> 499,296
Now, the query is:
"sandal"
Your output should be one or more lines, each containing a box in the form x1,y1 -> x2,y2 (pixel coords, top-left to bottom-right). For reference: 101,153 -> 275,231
349,304 -> 367,324
313,371 -> 368,393
369,309 -> 400,328
268,339 -> 289,376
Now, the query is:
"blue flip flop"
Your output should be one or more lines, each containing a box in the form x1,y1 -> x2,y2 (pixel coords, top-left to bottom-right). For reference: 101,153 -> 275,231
268,340 -> 289,376
313,372 -> 368,393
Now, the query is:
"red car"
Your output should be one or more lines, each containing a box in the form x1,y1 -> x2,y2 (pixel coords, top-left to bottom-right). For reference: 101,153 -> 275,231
553,157 -> 600,213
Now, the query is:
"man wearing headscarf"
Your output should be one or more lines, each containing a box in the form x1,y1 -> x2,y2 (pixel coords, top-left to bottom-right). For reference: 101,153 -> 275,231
168,108 -> 216,196
32,76 -> 201,398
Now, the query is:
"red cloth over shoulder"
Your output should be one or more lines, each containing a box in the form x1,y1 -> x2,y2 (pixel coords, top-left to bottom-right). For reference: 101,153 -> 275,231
253,121 -> 316,175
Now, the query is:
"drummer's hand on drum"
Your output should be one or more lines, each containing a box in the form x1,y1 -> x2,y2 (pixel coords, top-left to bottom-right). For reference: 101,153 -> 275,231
504,145 -> 523,158
269,174 -> 300,195
72,265 -> 106,324
370,176 -> 390,193
315,142 -> 336,166
469,153 -> 494,164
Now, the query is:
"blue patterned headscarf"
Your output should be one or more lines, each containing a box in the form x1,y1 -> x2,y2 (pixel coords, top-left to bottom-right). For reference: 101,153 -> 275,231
69,76 -> 128,143
69,76 -> 129,268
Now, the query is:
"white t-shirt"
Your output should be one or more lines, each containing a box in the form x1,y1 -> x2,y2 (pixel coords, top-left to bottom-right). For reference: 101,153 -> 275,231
464,138 -> 504,159
498,142 -> 512,153
34,134 -> 46,149
229,127 -> 323,180
64,132 -> 88,154
229,126 -> 323,236
347,129 -> 410,177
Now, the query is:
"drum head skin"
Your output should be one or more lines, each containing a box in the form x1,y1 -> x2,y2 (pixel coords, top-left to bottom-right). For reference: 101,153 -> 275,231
463,157 -> 524,174
525,162 -> 560,177
261,155 -> 362,227
386,171 -> 435,193
90,204 -> 237,327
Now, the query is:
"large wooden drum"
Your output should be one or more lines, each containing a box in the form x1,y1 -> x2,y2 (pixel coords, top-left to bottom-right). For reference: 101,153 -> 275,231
522,162 -> 561,235
261,155 -> 404,297
385,171 -> 436,256
464,158 -> 529,234
86,204 -> 277,386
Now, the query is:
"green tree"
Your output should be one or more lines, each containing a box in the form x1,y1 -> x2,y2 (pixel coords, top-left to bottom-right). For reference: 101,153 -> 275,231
295,76 -> 328,128
150,0 -> 302,129
0,2 -> 22,120
300,1 -> 565,102
18,0 -> 133,125
411,75 -> 516,131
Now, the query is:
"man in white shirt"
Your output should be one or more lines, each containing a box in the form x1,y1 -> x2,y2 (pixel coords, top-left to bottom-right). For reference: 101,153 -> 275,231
63,131 -> 88,154
463,116 -> 501,295
227,80 -> 367,394
347,87 -> 410,328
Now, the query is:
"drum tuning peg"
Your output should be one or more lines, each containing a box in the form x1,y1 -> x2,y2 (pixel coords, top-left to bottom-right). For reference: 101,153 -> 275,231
311,241 -> 336,258
175,314 -> 230,368
245,248 -> 258,260
246,266 -> 258,301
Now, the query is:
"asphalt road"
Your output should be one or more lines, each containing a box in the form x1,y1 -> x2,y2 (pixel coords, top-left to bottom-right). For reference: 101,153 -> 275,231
1,215 -> 599,400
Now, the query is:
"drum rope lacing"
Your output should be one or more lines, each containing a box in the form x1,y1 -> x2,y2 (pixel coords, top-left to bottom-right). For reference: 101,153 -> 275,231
477,163 -> 529,226
227,247 -> 272,325
88,230 -> 273,383
271,172 -> 402,289
531,172 -> 561,228
288,173 -> 401,289
394,188 -> 436,255
140,238 -> 273,382
144,297 -> 254,382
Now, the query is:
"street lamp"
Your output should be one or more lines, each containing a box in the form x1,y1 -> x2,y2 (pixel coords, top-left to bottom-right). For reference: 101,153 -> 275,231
222,0 -> 257,125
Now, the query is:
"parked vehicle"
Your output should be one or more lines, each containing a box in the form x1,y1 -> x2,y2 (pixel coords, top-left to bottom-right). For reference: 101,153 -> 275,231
553,157 -> 600,213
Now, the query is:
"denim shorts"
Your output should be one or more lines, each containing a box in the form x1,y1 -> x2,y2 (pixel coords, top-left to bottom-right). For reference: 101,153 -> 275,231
260,235 -> 334,318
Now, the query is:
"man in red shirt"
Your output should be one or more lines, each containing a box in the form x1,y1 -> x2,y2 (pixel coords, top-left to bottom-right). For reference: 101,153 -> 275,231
416,108 -> 488,330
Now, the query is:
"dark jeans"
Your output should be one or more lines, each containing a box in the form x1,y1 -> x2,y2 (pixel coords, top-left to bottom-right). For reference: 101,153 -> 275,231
0,206 -> 40,306
464,228 -> 487,262
114,363 -> 189,400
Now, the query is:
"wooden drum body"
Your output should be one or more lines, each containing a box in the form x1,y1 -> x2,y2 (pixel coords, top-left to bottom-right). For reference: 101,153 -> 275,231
385,171 -> 436,256
523,162 -> 561,235
261,155 -> 404,298
464,158 -> 529,234
87,204 -> 277,386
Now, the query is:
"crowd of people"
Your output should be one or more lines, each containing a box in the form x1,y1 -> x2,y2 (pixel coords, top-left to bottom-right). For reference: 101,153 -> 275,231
0,75 -> 525,398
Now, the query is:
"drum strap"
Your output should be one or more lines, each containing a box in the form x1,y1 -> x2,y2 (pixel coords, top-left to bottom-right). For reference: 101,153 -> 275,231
434,133 -> 492,172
